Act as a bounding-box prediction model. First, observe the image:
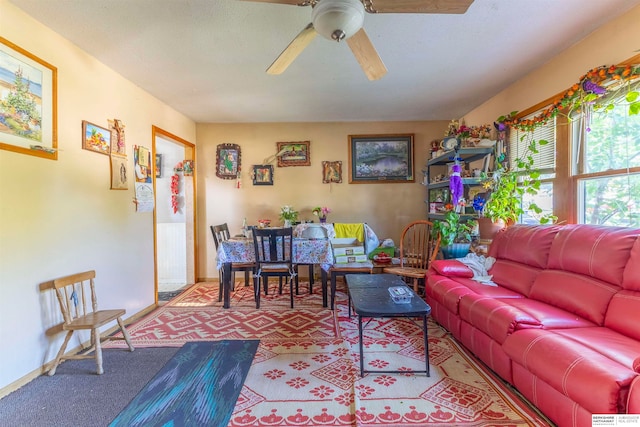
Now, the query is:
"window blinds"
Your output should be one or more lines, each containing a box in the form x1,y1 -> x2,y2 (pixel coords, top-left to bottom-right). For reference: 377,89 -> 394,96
508,112 -> 556,174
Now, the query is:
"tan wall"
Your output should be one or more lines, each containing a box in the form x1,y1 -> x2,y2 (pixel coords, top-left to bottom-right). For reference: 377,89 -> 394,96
0,0 -> 195,391
196,121 -> 447,280
463,5 -> 640,126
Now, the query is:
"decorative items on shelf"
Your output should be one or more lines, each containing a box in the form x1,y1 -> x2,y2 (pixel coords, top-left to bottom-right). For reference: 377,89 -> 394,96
312,206 -> 331,223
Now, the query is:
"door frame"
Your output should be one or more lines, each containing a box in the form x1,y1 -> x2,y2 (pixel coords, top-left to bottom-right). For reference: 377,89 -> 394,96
152,126 -> 197,303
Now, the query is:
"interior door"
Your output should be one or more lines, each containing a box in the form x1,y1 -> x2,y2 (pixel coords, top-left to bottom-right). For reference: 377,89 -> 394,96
152,126 -> 197,302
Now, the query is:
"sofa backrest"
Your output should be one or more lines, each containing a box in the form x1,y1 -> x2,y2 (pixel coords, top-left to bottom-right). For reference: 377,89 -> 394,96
606,235 -> 640,340
529,225 -> 638,326
488,225 -> 561,295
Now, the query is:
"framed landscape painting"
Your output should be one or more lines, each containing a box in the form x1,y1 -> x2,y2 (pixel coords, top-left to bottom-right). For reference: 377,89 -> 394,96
348,134 -> 415,183
0,37 -> 58,160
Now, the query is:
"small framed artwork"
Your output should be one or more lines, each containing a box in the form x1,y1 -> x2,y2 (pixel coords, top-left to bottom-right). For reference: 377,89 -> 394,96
110,154 -> 128,190
348,134 -> 415,183
155,154 -> 162,178
252,164 -> 274,186
322,161 -> 342,184
277,141 -> 310,167
82,121 -> 111,155
0,37 -> 58,160
183,160 -> 194,176
216,143 -> 241,179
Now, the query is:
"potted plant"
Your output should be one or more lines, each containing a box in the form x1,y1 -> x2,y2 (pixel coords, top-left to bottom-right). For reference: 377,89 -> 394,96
279,205 -> 298,227
312,206 -> 331,223
432,211 -> 476,259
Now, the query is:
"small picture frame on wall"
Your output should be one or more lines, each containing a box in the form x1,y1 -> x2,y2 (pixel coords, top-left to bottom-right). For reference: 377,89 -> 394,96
82,121 -> 111,155
155,154 -> 163,178
252,164 -> 274,186
216,143 -> 241,179
277,141 -> 310,167
322,161 -> 342,184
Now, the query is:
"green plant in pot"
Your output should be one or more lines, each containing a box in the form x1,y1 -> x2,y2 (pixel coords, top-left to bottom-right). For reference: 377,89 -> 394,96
432,211 -> 476,259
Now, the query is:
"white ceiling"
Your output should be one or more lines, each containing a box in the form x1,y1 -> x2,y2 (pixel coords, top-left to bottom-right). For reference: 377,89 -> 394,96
9,0 -> 640,123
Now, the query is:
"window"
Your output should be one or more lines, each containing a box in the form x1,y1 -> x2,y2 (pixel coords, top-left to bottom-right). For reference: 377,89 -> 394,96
572,98 -> 640,227
508,111 -> 556,224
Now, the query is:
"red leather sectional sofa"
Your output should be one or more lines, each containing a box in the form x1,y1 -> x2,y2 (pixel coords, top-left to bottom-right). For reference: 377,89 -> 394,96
425,224 -> 640,427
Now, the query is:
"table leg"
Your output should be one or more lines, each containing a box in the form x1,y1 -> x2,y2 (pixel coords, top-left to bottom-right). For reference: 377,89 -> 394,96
359,314 -> 364,377
423,314 -> 430,377
223,262 -> 232,309
321,269 -> 328,308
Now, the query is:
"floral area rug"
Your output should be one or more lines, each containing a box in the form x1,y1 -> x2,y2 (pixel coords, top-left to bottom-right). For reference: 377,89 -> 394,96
110,281 -> 551,426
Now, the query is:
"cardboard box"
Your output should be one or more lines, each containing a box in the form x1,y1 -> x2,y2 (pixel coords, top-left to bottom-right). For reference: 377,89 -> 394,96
335,254 -> 368,264
331,238 -> 365,256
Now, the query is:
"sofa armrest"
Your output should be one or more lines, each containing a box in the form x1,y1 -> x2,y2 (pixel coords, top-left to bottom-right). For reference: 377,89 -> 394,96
430,260 -> 474,278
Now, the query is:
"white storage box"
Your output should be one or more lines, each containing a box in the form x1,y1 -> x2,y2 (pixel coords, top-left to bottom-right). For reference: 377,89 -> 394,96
335,254 -> 368,264
331,238 -> 365,257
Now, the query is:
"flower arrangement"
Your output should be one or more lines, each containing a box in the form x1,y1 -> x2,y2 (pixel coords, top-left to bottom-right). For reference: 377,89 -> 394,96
279,205 -> 298,223
312,206 -> 331,222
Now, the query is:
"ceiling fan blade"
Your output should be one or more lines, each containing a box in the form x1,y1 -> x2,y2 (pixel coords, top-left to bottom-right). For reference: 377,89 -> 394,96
346,28 -> 387,81
266,23 -> 317,75
237,0 -> 306,5
363,0 -> 474,14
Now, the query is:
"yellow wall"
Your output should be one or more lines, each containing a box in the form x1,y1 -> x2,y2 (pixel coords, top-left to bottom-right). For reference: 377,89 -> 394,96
0,0 -> 195,390
196,121 -> 447,280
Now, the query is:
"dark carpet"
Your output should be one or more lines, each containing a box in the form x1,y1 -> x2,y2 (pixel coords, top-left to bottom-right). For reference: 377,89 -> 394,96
0,341 -> 257,427
110,340 -> 258,427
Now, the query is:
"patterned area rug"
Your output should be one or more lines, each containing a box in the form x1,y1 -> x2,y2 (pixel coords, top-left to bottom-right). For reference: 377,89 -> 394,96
111,281 -> 551,426
110,340 -> 258,427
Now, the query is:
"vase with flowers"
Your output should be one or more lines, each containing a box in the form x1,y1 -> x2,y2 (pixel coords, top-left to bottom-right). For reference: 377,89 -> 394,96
279,205 -> 298,227
312,206 -> 331,223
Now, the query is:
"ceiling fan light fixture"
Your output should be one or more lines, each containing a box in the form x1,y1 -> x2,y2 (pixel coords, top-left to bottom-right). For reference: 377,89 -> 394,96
311,0 -> 365,42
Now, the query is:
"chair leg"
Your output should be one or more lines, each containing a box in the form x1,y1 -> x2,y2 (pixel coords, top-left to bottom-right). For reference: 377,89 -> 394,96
244,269 -> 250,287
254,273 -> 261,309
218,269 -> 223,302
278,277 -> 283,294
309,264 -> 314,294
117,317 -> 135,352
294,265 -> 300,295
289,276 -> 294,309
93,328 -> 104,375
48,330 -> 73,376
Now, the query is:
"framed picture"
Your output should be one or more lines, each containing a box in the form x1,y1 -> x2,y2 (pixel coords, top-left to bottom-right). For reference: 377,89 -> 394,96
0,37 -> 57,160
322,161 -> 342,184
277,141 -> 310,167
82,121 -> 111,155
216,143 -> 241,179
348,134 -> 415,183
155,154 -> 162,178
183,160 -> 194,176
252,164 -> 274,186
110,154 -> 128,190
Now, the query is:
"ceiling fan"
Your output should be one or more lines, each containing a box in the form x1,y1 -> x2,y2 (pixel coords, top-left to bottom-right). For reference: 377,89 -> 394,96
240,0 -> 474,80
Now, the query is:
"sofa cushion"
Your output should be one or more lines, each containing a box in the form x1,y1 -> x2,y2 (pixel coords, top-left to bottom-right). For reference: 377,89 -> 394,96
529,270 -> 618,326
458,295 -> 541,343
622,237 -> 640,291
430,260 -> 473,278
503,329 -> 637,413
605,290 -> 640,341
489,259 -> 542,296
488,225 -> 560,268
504,298 -> 596,329
547,224 -> 638,287
426,275 -> 523,315
553,327 -> 640,372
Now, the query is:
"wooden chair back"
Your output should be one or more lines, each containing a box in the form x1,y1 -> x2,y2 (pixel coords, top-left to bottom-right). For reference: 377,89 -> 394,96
211,223 -> 231,250
47,270 -> 134,375
398,220 -> 440,269
252,227 -> 294,268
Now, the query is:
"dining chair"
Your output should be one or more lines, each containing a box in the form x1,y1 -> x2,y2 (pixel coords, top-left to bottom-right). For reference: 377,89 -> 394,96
211,223 -> 255,302
252,227 -> 296,309
326,223 -> 373,310
47,270 -> 134,375
383,220 -> 440,295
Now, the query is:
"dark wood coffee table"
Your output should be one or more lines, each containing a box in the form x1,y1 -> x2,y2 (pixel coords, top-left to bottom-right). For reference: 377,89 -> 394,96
346,273 -> 431,377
